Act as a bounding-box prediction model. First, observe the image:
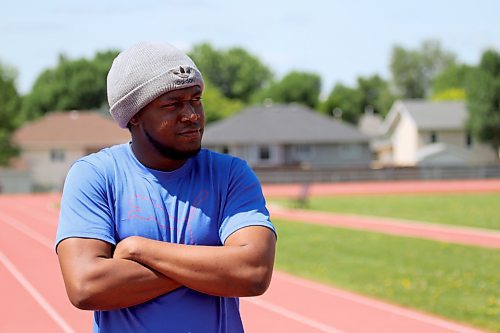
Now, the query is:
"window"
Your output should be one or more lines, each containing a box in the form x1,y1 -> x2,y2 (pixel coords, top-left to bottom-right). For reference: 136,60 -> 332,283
429,132 -> 438,143
339,144 -> 363,159
466,133 -> 473,149
50,149 -> 65,162
259,146 -> 270,160
294,144 -> 312,161
296,144 -> 311,155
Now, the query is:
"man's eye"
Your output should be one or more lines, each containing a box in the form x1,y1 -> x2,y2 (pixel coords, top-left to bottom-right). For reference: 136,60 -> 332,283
161,103 -> 177,109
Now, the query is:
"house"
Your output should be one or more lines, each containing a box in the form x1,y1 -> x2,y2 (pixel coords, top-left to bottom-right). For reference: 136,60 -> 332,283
13,111 -> 131,191
357,109 -> 393,167
358,107 -> 384,138
202,104 -> 371,168
377,100 -> 498,167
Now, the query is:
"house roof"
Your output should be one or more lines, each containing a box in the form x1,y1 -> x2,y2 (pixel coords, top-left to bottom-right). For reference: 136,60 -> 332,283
358,113 -> 384,138
383,100 -> 467,133
13,111 -> 131,149
416,143 -> 474,166
202,104 -> 369,145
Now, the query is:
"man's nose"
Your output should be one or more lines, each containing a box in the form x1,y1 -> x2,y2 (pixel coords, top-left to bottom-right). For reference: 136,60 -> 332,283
180,102 -> 199,122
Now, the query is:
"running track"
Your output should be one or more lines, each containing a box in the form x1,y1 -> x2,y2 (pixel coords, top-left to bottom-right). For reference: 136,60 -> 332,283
1,183 -> 495,332
268,206 -> 500,249
263,179 -> 500,249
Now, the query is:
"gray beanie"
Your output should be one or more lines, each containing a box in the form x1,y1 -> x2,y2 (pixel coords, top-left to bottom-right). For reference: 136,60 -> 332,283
107,42 -> 204,128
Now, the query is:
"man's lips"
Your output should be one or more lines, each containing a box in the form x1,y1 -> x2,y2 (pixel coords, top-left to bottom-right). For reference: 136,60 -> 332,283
178,128 -> 201,138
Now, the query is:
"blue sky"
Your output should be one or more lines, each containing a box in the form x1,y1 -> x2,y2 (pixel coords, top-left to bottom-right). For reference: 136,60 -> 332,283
1,0 -> 499,94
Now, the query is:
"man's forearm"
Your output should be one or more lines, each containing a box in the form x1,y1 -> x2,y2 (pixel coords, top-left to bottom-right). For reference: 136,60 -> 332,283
70,258 -> 181,310
57,238 -> 181,311
120,241 -> 262,297
114,227 -> 276,297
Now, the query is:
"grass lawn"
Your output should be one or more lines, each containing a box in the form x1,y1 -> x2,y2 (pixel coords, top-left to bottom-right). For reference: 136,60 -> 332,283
274,219 -> 500,332
273,193 -> 500,230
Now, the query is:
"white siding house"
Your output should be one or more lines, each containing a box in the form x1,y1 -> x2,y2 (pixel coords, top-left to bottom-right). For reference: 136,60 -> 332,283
379,100 -> 497,167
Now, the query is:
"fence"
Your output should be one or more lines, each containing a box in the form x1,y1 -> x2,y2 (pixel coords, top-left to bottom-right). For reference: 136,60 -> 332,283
254,164 -> 500,184
0,169 -> 32,193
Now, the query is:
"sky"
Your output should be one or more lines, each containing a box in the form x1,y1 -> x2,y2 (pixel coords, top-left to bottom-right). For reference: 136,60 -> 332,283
1,0 -> 500,95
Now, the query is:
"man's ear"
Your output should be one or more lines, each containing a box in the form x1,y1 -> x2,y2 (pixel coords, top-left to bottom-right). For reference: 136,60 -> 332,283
129,114 -> 140,127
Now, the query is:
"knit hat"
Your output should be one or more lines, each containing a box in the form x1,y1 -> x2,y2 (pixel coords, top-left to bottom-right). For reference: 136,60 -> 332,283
107,42 -> 204,128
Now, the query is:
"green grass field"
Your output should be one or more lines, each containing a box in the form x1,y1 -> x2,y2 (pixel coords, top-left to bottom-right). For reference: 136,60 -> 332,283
274,219 -> 500,332
274,193 -> 500,230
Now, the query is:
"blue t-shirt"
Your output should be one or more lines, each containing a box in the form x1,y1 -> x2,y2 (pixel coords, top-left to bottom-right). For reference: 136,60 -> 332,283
55,143 -> 275,333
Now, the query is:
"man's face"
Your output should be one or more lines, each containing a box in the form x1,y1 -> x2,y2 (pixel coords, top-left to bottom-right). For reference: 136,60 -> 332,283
133,85 -> 205,160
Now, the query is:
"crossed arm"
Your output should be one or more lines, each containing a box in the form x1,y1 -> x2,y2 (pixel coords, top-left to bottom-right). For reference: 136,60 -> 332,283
57,226 -> 276,311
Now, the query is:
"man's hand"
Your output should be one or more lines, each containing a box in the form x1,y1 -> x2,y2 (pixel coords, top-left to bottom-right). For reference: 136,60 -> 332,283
113,236 -> 143,261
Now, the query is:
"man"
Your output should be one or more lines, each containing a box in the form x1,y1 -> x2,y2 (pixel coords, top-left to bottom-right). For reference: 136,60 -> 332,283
55,42 -> 276,333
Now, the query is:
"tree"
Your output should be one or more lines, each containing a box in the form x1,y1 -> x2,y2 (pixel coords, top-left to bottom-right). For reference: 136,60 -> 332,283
320,74 -> 395,124
390,40 -> 456,98
202,81 -> 244,123
251,71 -> 321,109
432,88 -> 466,101
431,64 -> 473,101
357,74 -> 395,117
465,49 -> 500,156
320,83 -> 363,124
189,43 -> 272,102
0,62 -> 22,165
22,50 -> 119,120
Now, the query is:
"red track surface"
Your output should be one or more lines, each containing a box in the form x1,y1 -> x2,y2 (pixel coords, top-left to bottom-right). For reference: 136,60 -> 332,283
1,183 -> 495,332
269,206 -> 500,249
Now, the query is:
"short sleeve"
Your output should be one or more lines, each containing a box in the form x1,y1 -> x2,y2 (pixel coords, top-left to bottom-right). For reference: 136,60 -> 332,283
55,160 -> 116,252
219,159 -> 276,243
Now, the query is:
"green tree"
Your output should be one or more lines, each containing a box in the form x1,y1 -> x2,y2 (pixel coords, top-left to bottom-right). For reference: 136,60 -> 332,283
0,62 -> 22,165
320,75 -> 395,123
357,74 -> 396,117
320,83 -> 363,124
431,64 -> 473,101
465,49 -> 500,156
22,50 -> 119,120
189,43 -> 272,102
252,71 -> 321,108
432,88 -> 466,101
202,81 -> 244,123
390,40 -> 456,98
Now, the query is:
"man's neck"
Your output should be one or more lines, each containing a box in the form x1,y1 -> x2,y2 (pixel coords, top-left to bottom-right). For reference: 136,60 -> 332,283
130,141 -> 187,172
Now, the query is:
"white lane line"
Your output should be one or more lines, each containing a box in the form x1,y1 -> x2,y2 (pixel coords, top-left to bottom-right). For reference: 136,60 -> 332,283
275,272 -> 486,333
0,251 -> 75,333
0,211 -> 53,249
244,297 -> 347,333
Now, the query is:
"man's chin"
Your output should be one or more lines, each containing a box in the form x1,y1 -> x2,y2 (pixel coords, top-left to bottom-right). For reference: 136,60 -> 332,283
144,128 -> 201,160
162,146 -> 201,161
